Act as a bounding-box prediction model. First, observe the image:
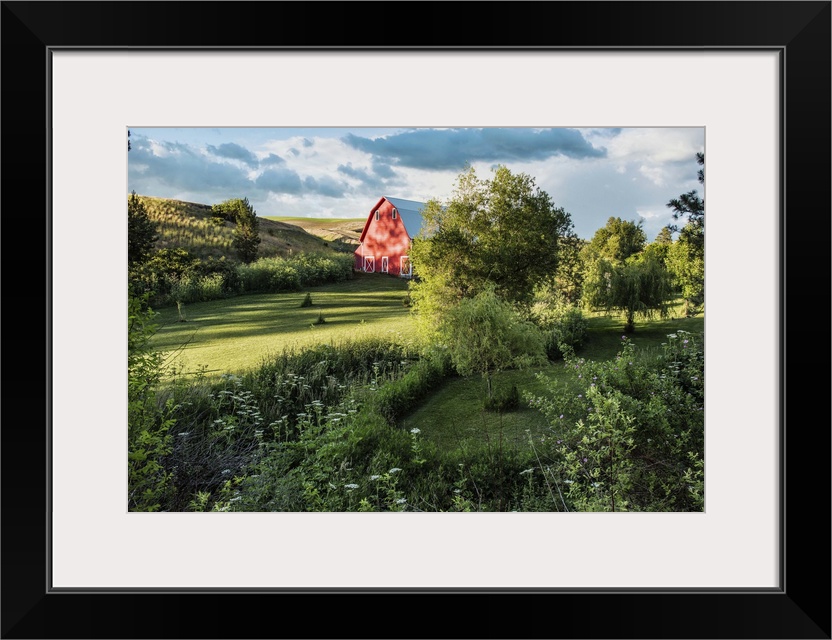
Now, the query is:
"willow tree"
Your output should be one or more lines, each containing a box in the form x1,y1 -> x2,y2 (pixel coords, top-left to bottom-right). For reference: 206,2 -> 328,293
439,285 -> 546,399
583,252 -> 674,333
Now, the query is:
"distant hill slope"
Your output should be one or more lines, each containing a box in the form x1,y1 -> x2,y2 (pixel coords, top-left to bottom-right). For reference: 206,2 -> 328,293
265,216 -> 365,245
136,196 -> 355,260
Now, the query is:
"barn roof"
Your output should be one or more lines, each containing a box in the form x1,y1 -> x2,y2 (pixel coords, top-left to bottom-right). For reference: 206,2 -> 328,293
384,196 -> 427,238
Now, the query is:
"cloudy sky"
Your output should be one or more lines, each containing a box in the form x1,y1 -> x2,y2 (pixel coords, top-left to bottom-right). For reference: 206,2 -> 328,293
128,127 -> 704,241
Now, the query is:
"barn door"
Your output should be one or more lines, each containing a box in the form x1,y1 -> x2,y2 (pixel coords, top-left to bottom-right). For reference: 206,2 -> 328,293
381,257 -> 389,273
363,256 -> 375,273
400,256 -> 412,278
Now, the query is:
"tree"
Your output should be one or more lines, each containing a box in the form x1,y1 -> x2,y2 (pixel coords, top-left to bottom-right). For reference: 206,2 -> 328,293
212,197 -> 261,263
666,233 -> 704,316
551,234 -> 587,304
128,191 -> 158,266
583,252 -> 674,333
654,226 -> 673,246
642,227 -> 673,266
439,285 -> 546,399
409,165 -> 576,325
667,152 -> 704,235
666,153 -> 705,316
581,216 -> 647,265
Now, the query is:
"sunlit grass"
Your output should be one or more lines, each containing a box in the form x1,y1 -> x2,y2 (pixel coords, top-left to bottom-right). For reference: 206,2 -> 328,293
149,273 -> 413,378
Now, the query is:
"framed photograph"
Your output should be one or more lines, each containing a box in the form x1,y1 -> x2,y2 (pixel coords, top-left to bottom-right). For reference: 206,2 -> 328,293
3,1 -> 829,638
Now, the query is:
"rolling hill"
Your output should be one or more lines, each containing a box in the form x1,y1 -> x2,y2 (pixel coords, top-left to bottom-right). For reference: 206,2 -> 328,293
263,216 -> 365,245
136,196 -> 357,260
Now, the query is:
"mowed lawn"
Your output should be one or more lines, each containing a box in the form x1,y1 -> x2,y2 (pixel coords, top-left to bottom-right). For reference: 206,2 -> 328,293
400,304 -> 704,455
148,272 -> 414,377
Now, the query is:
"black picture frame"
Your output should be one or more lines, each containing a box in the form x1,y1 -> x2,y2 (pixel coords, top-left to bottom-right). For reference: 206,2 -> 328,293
2,2 -> 829,638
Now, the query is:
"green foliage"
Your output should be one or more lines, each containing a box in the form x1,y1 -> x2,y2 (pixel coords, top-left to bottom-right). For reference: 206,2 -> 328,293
665,153 -> 705,316
667,152 -> 705,232
371,352 -> 452,424
128,248 -> 244,306
526,332 -> 704,511
552,234 -> 587,304
212,197 -> 261,263
238,254 -> 353,294
128,294 -> 174,511
579,216 -> 672,332
529,284 -> 588,359
582,216 -> 646,265
148,338 -> 419,511
128,191 -> 159,266
409,164 -> 576,317
482,384 -> 520,412
666,231 -> 704,316
130,251 -> 353,308
439,286 -> 546,397
654,226 -> 674,246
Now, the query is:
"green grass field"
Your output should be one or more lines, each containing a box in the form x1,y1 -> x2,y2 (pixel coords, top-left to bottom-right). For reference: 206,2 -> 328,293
149,272 -> 413,377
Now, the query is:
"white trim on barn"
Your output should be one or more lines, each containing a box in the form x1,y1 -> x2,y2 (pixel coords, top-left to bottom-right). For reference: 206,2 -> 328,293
381,256 -> 389,273
363,255 -> 375,273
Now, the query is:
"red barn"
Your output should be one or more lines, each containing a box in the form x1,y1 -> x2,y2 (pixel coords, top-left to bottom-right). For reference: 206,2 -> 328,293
354,196 -> 426,278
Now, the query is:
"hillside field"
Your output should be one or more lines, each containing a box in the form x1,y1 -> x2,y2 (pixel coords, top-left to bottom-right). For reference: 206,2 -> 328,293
137,195 -> 356,259
263,216 -> 365,245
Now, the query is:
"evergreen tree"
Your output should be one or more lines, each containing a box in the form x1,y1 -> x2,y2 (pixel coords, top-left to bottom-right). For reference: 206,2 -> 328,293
212,197 -> 261,263
128,191 -> 158,266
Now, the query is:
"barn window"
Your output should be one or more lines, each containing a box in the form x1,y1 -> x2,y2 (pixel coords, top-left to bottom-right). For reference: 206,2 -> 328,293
381,256 -> 389,273
392,208 -> 398,219
374,210 -> 380,221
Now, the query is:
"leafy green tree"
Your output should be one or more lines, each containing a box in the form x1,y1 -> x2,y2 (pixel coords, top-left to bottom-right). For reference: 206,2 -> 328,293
641,228 -> 673,266
666,153 -> 705,316
666,233 -> 704,316
439,285 -> 546,399
212,197 -> 261,263
552,234 -> 587,304
583,251 -> 674,333
410,165 -> 576,313
581,216 -> 647,265
128,191 -> 158,266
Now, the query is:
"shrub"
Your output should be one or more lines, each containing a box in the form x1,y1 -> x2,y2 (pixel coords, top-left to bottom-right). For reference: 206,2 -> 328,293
525,332 -> 704,512
299,292 -> 313,308
372,353 -> 451,424
128,294 -> 175,511
529,287 -> 588,360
